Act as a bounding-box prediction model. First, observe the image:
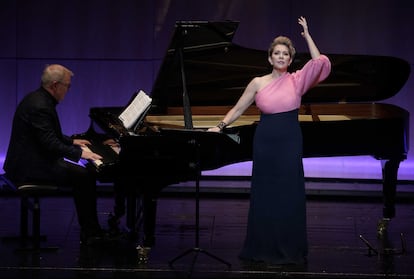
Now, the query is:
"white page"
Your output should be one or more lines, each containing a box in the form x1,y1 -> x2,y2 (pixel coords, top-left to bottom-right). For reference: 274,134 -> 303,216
118,90 -> 152,129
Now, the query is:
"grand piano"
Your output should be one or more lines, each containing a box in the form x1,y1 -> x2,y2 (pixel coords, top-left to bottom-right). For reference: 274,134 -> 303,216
83,21 -> 410,244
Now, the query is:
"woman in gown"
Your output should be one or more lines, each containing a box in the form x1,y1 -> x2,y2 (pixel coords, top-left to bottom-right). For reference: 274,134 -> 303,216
208,16 -> 331,265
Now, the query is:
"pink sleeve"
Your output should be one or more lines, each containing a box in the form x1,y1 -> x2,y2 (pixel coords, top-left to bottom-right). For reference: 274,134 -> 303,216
292,54 -> 331,96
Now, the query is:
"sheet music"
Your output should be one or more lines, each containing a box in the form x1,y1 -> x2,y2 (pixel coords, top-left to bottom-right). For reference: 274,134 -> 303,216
118,90 -> 152,130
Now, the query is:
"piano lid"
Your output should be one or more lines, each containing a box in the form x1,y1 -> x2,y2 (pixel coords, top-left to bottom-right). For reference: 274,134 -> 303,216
150,21 -> 411,113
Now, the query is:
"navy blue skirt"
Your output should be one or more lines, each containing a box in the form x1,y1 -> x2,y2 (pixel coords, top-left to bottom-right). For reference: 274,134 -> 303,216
239,109 -> 307,265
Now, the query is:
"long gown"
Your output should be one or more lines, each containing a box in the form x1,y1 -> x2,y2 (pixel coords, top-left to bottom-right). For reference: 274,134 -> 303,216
239,55 -> 331,265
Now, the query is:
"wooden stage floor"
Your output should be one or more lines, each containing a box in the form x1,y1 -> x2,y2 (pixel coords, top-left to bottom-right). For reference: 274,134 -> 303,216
0,178 -> 413,278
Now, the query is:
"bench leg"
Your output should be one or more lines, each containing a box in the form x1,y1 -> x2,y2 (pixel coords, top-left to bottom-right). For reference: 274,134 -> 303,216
20,196 -> 29,239
15,196 -> 59,252
0,175 -> 60,252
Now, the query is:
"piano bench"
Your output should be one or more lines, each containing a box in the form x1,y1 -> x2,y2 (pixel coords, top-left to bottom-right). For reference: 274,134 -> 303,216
0,174 -> 60,252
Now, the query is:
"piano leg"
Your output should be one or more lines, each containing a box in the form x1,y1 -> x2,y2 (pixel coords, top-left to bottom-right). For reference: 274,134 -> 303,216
125,190 -> 158,247
126,193 -> 157,264
381,158 -> 400,219
378,158 -> 401,238
142,195 -> 157,247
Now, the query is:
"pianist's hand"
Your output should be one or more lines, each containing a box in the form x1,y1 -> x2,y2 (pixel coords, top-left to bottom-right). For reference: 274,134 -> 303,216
74,139 -> 103,161
103,138 -> 120,148
81,149 -> 103,161
73,138 -> 92,147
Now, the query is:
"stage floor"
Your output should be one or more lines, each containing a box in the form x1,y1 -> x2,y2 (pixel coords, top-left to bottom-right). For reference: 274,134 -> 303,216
0,179 -> 413,278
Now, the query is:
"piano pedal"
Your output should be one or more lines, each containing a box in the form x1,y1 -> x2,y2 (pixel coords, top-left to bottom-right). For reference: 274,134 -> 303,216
377,218 -> 390,239
360,232 -> 407,256
136,245 -> 151,263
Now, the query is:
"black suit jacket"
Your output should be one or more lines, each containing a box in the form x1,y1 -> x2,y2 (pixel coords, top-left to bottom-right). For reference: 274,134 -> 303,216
4,87 -> 82,184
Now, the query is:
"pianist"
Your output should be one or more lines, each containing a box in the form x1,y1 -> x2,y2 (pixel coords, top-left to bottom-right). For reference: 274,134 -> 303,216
208,17 -> 331,265
3,64 -> 110,246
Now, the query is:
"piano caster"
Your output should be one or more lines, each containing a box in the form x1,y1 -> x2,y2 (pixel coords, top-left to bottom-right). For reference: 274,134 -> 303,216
377,218 -> 390,239
136,245 -> 151,264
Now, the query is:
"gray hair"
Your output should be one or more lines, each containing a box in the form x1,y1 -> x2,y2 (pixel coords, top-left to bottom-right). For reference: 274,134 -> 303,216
41,64 -> 74,87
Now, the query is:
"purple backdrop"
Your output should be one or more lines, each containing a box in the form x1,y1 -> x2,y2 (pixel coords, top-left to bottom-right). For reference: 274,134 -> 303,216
1,0 -> 413,180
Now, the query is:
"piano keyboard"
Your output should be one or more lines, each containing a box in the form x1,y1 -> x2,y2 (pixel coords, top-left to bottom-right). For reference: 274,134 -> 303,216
81,143 -> 120,170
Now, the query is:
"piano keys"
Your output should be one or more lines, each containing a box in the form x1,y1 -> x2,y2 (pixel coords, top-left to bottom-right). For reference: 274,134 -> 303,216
82,20 -> 410,243
81,142 -> 120,170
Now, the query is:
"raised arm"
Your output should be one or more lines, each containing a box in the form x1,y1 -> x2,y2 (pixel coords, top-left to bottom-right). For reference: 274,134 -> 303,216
208,77 -> 258,132
298,16 -> 321,59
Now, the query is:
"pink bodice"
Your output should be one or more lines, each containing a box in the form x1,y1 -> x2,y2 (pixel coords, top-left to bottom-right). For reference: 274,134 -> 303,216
255,55 -> 331,114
